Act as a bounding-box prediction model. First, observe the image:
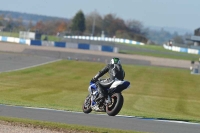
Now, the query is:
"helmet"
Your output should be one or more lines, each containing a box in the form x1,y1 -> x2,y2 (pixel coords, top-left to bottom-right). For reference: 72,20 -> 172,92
110,57 -> 121,64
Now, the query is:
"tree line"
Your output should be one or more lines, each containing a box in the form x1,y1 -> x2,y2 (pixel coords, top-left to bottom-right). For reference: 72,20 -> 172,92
0,10 -> 147,43
0,10 -> 192,45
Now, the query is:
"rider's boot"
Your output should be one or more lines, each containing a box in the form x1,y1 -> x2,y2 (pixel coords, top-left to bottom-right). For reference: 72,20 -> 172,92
96,85 -> 104,101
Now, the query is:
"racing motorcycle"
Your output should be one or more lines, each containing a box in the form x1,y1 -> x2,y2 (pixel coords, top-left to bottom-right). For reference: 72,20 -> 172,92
82,79 -> 130,116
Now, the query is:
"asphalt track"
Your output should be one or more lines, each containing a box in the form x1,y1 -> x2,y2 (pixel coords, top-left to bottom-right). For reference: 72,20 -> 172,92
0,105 -> 200,133
0,42 -> 198,133
0,52 -> 60,73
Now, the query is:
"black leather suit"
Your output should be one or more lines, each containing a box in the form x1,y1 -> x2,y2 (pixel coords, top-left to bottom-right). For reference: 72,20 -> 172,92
93,63 -> 125,99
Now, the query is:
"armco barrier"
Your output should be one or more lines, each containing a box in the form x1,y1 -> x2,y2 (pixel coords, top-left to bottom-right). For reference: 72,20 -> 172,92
42,41 -> 54,47
163,44 -> 200,55
30,40 -> 42,46
0,36 -> 30,45
66,43 -> 78,49
19,39 -> 26,44
101,45 -> 114,52
0,36 -> 118,53
55,42 -> 66,48
78,43 -> 90,50
90,45 -> 101,51
1,36 -> 7,42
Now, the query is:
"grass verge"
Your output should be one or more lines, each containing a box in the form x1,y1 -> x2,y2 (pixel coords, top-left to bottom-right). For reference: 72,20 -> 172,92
0,116 -> 144,133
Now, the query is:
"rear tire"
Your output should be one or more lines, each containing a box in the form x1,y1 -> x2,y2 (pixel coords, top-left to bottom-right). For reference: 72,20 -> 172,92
82,95 -> 92,114
106,93 -> 124,116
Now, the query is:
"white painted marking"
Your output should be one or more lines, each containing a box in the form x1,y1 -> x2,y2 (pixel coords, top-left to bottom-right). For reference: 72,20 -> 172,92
0,59 -> 62,74
154,119 -> 200,125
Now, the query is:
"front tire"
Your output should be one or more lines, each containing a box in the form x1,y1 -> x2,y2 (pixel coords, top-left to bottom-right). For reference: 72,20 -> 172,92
82,95 -> 92,114
106,93 -> 124,116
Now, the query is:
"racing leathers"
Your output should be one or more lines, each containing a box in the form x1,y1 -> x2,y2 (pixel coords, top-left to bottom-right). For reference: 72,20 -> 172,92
92,63 -> 125,100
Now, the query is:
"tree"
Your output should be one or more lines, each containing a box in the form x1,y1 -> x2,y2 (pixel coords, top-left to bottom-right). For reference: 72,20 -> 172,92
85,11 -> 103,36
102,14 -> 127,37
173,35 -> 184,44
16,17 -> 25,31
0,15 -> 4,26
56,21 -> 67,33
34,21 -> 45,33
28,20 -> 33,30
4,17 -> 14,31
126,19 -> 143,34
71,10 -> 86,34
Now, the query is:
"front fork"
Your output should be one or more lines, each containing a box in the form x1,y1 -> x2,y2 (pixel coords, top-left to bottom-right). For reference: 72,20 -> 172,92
105,95 -> 112,105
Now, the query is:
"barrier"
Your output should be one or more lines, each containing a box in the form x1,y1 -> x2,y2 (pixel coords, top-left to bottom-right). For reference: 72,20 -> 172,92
90,45 -> 101,51
1,36 -> 7,42
66,42 -> 78,49
78,43 -> 90,50
19,39 -> 26,44
30,40 -> 42,46
42,41 -> 54,47
0,36 -> 118,53
55,42 -> 66,48
163,44 -> 200,55
101,45 -> 114,52
64,35 -> 145,45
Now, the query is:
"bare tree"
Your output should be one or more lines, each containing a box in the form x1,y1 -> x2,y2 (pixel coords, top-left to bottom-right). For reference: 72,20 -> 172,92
85,11 -> 103,36
102,14 -> 127,37
126,19 -> 144,34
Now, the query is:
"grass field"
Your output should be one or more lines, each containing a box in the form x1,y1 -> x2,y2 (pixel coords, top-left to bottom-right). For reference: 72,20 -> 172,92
0,60 -> 200,123
119,44 -> 200,61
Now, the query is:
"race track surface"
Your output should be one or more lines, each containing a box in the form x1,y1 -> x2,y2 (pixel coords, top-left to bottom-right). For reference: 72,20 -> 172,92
0,105 -> 200,133
0,52 -> 60,73
0,42 -> 191,69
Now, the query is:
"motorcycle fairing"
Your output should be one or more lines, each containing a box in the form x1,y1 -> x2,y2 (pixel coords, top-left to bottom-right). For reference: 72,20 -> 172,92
108,81 -> 130,94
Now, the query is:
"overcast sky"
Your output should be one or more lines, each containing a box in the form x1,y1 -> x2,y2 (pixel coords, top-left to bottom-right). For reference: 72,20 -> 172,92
0,0 -> 199,31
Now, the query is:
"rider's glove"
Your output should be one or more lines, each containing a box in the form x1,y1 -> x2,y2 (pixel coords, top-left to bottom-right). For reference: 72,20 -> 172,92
91,77 -> 97,83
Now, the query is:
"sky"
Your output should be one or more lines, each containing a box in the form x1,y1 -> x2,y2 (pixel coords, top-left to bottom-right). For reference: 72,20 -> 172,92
0,0 -> 199,32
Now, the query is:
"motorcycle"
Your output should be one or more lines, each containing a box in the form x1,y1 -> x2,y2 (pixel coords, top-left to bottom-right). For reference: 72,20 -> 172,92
82,79 -> 130,116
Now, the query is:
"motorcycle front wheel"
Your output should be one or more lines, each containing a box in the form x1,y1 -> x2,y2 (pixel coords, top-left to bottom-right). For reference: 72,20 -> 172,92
106,93 -> 124,116
82,95 -> 92,114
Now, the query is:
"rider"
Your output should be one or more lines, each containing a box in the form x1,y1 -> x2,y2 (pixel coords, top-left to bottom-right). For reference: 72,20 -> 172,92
91,57 -> 125,101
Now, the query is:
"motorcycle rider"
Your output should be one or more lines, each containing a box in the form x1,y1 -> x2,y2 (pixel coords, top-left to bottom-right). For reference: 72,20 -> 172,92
91,57 -> 125,101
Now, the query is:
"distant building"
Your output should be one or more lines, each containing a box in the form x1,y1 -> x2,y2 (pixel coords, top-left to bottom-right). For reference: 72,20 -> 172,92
187,28 -> 200,46
195,28 -> 200,36
19,31 -> 42,40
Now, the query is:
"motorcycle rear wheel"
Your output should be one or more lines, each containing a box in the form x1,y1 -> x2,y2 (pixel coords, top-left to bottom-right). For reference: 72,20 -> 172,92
106,93 -> 124,116
82,95 -> 92,114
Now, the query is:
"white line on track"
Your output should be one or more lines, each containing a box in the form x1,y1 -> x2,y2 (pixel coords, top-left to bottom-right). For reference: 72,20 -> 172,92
1,104 -> 199,125
0,59 -> 62,74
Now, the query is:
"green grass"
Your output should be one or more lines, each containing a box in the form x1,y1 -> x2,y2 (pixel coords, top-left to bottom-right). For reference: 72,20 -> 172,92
0,31 -> 61,41
0,60 -> 200,123
0,31 -> 19,37
119,44 -> 200,61
41,35 -> 61,41
0,116 -> 144,133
